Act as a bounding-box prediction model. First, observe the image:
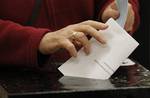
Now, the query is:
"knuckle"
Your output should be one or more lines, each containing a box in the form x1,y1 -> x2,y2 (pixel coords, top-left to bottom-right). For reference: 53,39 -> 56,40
77,32 -> 85,38
83,25 -> 91,29
86,20 -> 93,23
82,20 -> 93,24
67,30 -> 74,35
66,44 -> 75,49
66,24 -> 75,29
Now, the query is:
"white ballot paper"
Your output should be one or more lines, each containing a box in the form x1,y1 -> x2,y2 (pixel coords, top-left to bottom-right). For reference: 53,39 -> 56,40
116,0 -> 128,27
115,0 -> 136,66
120,58 -> 135,66
58,18 -> 139,80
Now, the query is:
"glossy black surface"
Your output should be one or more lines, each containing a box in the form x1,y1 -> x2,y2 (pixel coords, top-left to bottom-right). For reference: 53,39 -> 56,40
0,63 -> 150,98
0,85 -> 7,98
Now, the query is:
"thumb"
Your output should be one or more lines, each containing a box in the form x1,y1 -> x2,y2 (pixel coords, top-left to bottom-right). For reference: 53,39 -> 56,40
102,9 -> 120,22
111,2 -> 118,10
111,9 -> 120,20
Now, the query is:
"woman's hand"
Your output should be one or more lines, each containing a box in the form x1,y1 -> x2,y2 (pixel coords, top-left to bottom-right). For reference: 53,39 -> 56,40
39,20 -> 108,57
101,1 -> 135,32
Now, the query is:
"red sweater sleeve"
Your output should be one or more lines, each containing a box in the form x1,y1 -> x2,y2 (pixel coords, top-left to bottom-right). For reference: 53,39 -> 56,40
0,19 -> 50,68
98,0 -> 140,33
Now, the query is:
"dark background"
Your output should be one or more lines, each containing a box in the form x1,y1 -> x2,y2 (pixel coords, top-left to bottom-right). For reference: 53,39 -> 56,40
131,0 -> 150,69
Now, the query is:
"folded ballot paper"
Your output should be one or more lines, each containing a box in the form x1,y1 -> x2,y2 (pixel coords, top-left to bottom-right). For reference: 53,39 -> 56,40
58,18 -> 139,80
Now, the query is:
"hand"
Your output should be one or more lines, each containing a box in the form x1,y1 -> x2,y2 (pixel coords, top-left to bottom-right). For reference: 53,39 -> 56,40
39,20 -> 108,57
101,1 -> 135,32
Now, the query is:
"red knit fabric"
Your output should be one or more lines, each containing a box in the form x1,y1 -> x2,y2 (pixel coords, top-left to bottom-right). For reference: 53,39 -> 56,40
0,0 -> 139,69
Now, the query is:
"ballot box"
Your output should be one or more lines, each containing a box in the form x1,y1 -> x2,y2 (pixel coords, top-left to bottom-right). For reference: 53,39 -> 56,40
0,61 -> 150,98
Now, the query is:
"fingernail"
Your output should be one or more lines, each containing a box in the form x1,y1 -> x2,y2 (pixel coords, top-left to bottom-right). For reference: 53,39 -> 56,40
101,39 -> 107,44
74,53 -> 77,57
104,24 -> 109,28
102,24 -> 109,29
115,11 -> 120,19
73,55 -> 77,58
72,52 -> 77,57
84,48 -> 90,55
104,24 -> 109,26
86,49 -> 90,55
102,41 -> 107,44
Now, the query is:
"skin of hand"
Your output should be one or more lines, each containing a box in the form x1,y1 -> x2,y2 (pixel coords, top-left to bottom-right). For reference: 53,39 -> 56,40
39,20 -> 108,57
101,1 -> 135,32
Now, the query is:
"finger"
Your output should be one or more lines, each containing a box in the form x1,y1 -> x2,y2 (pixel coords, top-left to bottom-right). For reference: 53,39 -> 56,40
72,40 -> 82,47
124,13 -> 132,31
111,1 -> 118,10
80,20 -> 108,30
76,25 -> 106,44
74,32 -> 91,54
124,4 -> 134,32
59,39 -> 77,57
102,9 -> 120,22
